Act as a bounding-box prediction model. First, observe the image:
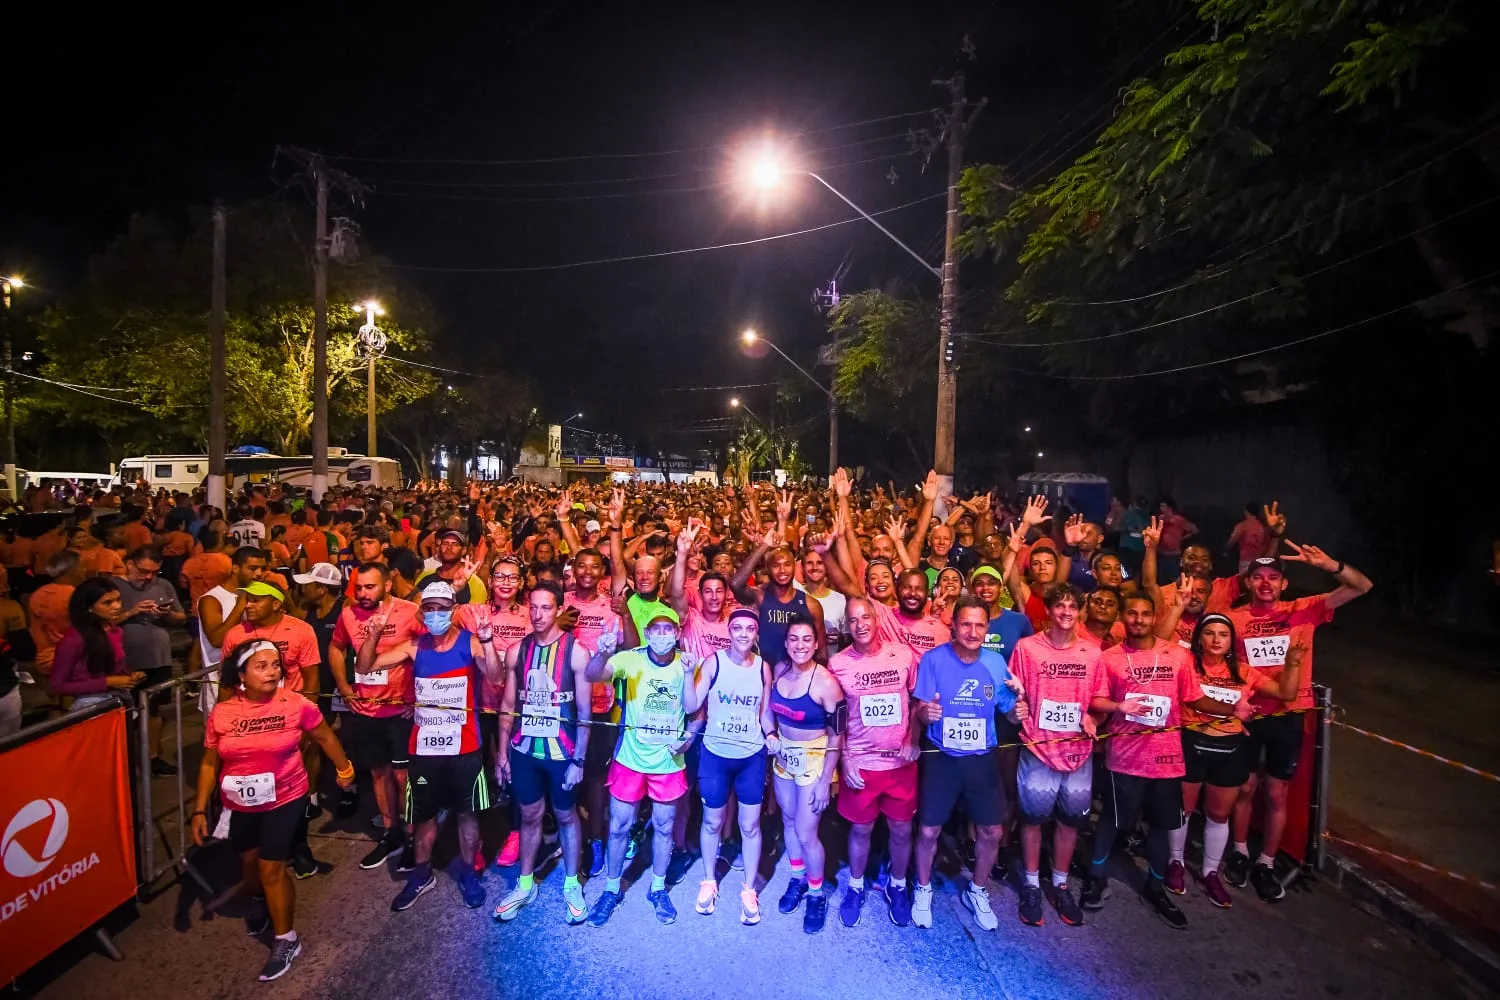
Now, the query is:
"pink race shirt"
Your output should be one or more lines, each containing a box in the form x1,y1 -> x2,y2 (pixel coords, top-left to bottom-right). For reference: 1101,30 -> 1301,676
205,691 -> 324,813
682,607 -> 733,663
1099,640 -> 1202,779
874,603 -> 950,657
1229,595 -> 1333,713
565,589 -> 624,715
458,602 -> 528,710
1008,633 -> 1105,773
827,641 -> 918,774
221,616 -> 321,695
332,598 -> 422,719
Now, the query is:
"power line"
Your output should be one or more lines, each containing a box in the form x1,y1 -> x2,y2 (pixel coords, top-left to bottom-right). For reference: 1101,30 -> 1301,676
11,370 -> 142,405
381,355 -> 487,377
328,109 -> 940,166
384,191 -> 946,273
991,269 -> 1500,381
965,191 -> 1500,347
660,383 -> 778,392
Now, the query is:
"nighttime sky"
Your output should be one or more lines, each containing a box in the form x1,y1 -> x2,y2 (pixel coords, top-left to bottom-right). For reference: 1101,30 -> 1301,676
4,0 -> 1122,446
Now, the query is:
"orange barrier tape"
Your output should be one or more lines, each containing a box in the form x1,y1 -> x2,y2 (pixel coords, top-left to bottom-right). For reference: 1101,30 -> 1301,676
1331,721 -> 1500,784
1324,834 -> 1500,893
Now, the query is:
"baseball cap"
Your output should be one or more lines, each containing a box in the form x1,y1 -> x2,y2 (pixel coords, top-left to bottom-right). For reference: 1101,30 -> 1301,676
643,606 -> 681,629
435,528 -> 465,543
292,562 -> 343,586
420,580 -> 457,605
1247,556 -> 1287,577
240,581 -> 285,602
572,502 -> 586,511
585,519 -> 601,534
969,565 -> 1004,584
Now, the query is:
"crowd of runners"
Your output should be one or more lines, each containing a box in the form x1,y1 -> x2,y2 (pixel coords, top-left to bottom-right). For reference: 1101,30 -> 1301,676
0,471 -> 1372,983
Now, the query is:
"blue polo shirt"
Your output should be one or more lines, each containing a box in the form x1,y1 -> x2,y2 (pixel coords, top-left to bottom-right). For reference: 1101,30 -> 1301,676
913,643 -> 1018,756
982,609 -> 1034,665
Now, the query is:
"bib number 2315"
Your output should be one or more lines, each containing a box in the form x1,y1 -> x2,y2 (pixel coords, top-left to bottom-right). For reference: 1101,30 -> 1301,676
941,716 -> 986,752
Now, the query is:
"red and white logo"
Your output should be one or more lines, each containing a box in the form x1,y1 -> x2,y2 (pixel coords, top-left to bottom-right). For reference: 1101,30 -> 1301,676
2,798 -> 70,879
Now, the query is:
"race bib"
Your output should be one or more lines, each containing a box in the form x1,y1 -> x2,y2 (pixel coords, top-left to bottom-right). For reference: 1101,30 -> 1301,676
1243,635 -> 1289,668
222,772 -> 276,808
780,744 -> 808,777
354,669 -> 388,686
520,692 -> 561,739
859,692 -> 902,728
637,707 -> 680,747
1038,698 -> 1082,733
416,724 -> 461,756
941,716 -> 986,752
715,711 -> 755,740
1201,683 -> 1241,706
1125,693 -> 1171,727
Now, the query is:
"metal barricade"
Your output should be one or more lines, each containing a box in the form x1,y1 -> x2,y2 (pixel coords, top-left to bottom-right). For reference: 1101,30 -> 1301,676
131,670 -> 215,899
1310,684 -> 1333,871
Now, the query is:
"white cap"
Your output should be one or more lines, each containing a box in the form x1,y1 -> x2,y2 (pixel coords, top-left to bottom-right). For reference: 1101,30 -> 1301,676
585,519 -> 601,534
292,562 -> 343,586
420,580 -> 457,604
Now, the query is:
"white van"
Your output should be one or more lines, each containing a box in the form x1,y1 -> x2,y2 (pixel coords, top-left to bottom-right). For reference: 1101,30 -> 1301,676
114,452 -> 403,494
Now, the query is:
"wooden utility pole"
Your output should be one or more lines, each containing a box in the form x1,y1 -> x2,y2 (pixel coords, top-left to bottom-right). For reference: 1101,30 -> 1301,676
311,163 -> 330,503
208,201 -> 227,511
933,74 -> 984,499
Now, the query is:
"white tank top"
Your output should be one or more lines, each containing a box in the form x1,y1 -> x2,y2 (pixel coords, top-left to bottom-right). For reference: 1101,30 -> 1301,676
702,652 -> 765,761
196,585 -> 237,715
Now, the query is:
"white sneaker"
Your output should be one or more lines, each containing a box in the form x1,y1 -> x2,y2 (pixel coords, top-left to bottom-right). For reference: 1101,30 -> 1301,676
912,882 -> 934,929
962,882 -> 998,931
491,881 -> 538,922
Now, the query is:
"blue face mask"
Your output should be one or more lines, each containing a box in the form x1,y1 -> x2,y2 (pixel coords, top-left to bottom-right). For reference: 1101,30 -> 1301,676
423,610 -> 453,635
646,629 -> 678,658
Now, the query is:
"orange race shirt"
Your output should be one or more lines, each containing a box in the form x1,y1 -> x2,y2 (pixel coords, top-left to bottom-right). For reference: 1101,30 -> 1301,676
332,599 -> 423,718
181,551 -> 233,607
27,583 -> 74,671
221,615 -> 322,694
1228,595 -> 1334,714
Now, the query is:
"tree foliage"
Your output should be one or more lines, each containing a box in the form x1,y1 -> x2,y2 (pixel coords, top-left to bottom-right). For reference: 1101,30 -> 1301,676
27,203 -> 438,455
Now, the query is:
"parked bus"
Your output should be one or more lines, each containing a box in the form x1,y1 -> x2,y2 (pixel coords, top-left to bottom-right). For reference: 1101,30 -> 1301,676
113,450 -> 402,494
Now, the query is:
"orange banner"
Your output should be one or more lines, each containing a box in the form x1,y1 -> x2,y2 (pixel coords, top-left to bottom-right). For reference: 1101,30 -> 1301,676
0,707 -> 137,983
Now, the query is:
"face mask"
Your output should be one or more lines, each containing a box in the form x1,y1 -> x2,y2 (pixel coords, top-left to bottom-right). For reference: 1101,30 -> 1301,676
423,610 -> 454,635
646,631 -> 678,657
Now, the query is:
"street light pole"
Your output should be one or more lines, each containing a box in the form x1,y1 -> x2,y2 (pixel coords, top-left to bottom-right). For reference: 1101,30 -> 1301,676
356,301 -> 387,457
741,329 -> 839,477
2,277 -> 23,502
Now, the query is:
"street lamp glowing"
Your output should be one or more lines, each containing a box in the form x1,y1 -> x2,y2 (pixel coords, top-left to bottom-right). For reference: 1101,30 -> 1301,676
729,397 -> 741,408
747,157 -> 782,190
2,277 -> 22,288
741,329 -> 758,344
1023,425 -> 1032,433
1036,451 -> 1044,458
361,300 -> 383,315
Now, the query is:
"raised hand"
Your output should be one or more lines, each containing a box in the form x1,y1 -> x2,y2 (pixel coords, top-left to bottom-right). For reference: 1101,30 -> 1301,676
833,467 -> 851,499
1263,500 -> 1287,537
1063,513 -> 1086,546
1021,494 -> 1050,528
469,604 -> 493,641
596,629 -> 619,657
676,522 -> 699,557
761,526 -> 779,548
776,489 -> 793,523
554,489 -> 572,520
808,531 -> 831,555
885,515 -> 907,542
1282,541 -> 1338,572
921,470 -> 940,502
608,488 -> 625,528
1141,516 -> 1163,550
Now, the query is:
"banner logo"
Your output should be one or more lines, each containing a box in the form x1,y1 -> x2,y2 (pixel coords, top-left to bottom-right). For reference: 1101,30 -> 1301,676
2,798 -> 69,879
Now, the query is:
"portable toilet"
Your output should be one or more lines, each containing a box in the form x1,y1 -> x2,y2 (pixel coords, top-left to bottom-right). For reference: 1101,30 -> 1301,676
1016,473 -> 1111,524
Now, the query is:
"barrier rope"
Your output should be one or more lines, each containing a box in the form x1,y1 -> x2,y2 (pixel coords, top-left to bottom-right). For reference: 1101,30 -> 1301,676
1323,834 -> 1500,894
1330,721 -> 1500,785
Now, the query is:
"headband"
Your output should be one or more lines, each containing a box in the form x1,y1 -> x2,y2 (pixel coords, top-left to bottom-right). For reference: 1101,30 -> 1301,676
728,607 -> 758,625
1198,613 -> 1233,631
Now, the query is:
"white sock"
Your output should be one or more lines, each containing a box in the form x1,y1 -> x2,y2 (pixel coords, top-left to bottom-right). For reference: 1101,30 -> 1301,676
889,876 -> 906,889
1051,869 -> 1068,889
848,876 -> 865,891
1256,853 -> 1276,869
1202,820 -> 1229,878
1023,869 -> 1040,888
1168,824 -> 1188,864
1233,841 -> 1249,856
275,930 -> 297,942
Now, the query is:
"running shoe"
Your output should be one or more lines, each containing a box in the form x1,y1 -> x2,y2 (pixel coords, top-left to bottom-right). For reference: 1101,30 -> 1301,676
721,837 -> 743,872
696,879 -> 718,916
395,838 -> 416,874
256,936 -> 302,983
665,847 -> 699,886
150,757 -> 179,777
803,892 -> 828,934
391,871 -> 436,912
1144,886 -> 1188,929
336,787 -> 358,819
624,821 -> 646,861
739,887 -> 761,925
1223,850 -> 1251,888
911,882 -> 934,929
587,889 -> 624,927
647,887 -> 677,924
1051,883 -> 1084,926
1251,862 -> 1285,903
358,831 -> 402,870
777,877 -> 808,914
496,830 -> 521,867
587,839 -> 606,878
1079,874 -> 1110,911
304,799 -> 324,821
458,870 -> 485,909
963,882 -> 998,931
1017,884 -> 1045,927
563,882 -> 588,925
1165,859 -> 1187,896
492,881 -> 538,922
883,883 -> 912,927
1204,870 -> 1233,909
291,853 -> 335,880
839,884 -> 866,928
244,895 -> 269,937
